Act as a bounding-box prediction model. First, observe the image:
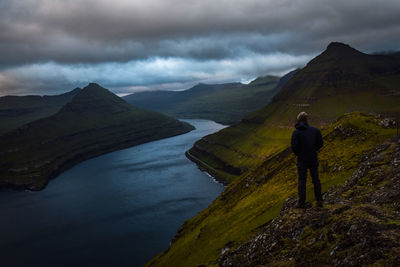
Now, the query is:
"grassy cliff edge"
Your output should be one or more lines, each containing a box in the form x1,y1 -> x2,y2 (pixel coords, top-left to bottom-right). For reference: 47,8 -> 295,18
147,113 -> 397,266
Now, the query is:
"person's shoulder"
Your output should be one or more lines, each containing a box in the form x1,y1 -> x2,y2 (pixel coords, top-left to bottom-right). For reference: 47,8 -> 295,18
309,125 -> 322,133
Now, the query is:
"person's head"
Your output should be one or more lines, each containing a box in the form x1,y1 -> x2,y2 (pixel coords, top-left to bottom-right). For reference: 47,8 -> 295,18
296,111 -> 308,123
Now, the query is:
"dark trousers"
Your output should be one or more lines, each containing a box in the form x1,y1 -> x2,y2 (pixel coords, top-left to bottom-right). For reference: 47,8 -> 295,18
297,161 -> 322,204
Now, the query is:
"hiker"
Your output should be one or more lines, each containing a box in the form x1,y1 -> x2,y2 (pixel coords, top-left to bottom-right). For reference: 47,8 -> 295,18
291,112 -> 324,208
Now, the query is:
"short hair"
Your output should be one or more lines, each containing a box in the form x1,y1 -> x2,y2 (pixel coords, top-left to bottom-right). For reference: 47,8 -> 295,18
297,111 -> 308,122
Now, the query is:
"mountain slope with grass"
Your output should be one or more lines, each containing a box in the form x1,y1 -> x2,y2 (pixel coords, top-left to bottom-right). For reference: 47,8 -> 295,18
148,113 -> 398,266
0,88 -> 81,135
220,135 -> 400,266
187,42 -> 400,183
0,83 -> 194,190
123,75 -> 284,125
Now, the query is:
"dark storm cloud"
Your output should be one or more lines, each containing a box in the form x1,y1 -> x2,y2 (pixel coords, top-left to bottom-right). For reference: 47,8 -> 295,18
0,0 -> 399,95
1,0 -> 400,66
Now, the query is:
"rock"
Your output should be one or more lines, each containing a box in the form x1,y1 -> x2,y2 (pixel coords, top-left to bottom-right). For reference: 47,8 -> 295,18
379,117 -> 396,128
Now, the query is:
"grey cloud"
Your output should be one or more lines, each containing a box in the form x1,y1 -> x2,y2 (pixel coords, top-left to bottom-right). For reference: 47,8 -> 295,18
0,53 -> 311,96
1,0 -> 400,66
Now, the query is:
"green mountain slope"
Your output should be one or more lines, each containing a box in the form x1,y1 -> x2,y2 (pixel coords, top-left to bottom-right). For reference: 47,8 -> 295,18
220,135 -> 400,266
123,75 -> 284,125
0,88 -> 81,135
147,113 -> 398,266
0,83 -> 194,190
188,42 -> 400,183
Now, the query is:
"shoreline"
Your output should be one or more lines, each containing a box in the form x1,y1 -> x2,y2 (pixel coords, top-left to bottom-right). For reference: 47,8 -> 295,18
0,125 -> 195,192
185,150 -> 229,187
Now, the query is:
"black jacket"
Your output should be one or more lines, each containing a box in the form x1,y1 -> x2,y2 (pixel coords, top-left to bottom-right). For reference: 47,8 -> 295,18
291,122 -> 323,163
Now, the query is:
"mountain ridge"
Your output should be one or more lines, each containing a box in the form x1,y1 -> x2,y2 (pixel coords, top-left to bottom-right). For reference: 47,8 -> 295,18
60,83 -> 134,114
123,75 -> 282,125
0,83 -> 194,190
0,87 -> 81,135
187,42 -> 400,183
150,42 -> 400,266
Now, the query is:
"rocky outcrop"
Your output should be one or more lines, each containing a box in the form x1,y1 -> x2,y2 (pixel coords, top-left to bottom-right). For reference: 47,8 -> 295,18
220,136 -> 400,266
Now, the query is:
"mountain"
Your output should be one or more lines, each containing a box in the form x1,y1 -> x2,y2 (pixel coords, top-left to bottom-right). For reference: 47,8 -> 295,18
0,88 -> 81,135
187,42 -> 400,183
147,113 -> 399,266
123,75 -> 282,125
0,83 -> 194,190
148,42 -> 400,266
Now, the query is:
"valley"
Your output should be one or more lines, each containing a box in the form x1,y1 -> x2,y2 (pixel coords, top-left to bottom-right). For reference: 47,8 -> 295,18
123,74 -> 296,125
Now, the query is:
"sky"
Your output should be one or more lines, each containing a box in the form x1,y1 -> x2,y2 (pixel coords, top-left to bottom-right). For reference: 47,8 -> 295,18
0,0 -> 400,96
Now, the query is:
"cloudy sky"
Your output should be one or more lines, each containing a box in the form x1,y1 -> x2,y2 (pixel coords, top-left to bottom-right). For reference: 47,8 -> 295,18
1,0 -> 399,96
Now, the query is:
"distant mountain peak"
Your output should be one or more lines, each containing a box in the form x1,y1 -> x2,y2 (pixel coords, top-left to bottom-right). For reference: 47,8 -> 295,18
67,87 -> 81,94
302,41 -> 368,70
326,41 -> 352,50
83,82 -> 106,91
249,75 -> 280,86
192,83 -> 208,89
61,83 -> 133,114
322,41 -> 365,57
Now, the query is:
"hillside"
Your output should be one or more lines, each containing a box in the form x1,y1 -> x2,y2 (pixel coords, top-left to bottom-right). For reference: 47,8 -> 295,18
147,113 -> 398,266
220,136 -> 400,266
123,75 -> 284,125
187,42 -> 400,183
0,83 -> 194,190
0,88 -> 81,135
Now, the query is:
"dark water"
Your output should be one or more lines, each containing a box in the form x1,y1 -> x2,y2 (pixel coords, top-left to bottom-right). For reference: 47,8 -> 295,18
0,119 -> 225,267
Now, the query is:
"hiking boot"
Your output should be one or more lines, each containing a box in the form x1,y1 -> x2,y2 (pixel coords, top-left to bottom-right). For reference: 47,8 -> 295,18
295,201 -> 305,208
316,200 -> 324,208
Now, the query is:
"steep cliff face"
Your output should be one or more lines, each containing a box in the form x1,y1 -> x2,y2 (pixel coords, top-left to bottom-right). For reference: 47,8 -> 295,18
187,42 -> 400,183
147,113 -> 398,266
220,136 -> 400,266
0,83 -> 194,190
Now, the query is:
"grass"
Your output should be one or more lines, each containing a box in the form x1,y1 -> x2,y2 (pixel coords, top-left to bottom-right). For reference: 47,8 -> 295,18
147,113 -> 397,266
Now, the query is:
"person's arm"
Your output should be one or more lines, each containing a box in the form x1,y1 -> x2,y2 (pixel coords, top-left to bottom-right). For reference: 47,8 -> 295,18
316,129 -> 323,151
291,131 -> 299,156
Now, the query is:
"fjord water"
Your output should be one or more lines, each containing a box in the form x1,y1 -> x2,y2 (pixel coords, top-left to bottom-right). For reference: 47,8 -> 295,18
0,119 -> 225,267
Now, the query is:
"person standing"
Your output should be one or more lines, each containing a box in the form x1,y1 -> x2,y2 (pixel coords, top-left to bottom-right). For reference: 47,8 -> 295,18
291,112 -> 324,208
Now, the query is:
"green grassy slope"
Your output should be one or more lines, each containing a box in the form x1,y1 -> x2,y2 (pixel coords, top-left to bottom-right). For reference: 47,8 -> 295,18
0,88 -> 81,135
147,113 -> 398,266
188,42 -> 400,183
220,135 -> 400,266
123,75 -> 283,125
0,83 -> 194,190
